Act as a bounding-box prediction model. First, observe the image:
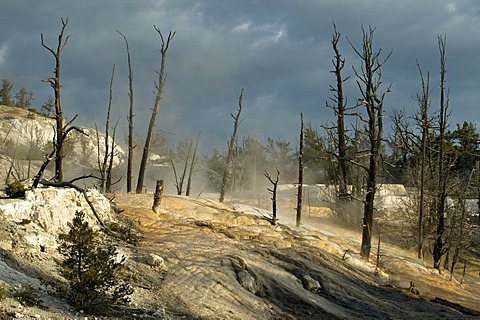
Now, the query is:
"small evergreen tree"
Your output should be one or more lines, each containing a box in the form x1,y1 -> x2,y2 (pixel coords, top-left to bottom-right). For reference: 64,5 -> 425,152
14,87 -> 34,109
57,211 -> 133,314
0,79 -> 13,106
41,94 -> 55,117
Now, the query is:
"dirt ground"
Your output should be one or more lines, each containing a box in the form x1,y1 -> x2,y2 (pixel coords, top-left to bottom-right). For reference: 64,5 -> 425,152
0,192 -> 479,319
115,193 -> 480,319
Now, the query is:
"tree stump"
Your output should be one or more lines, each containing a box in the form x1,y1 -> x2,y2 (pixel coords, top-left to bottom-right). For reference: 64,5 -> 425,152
152,180 -> 164,214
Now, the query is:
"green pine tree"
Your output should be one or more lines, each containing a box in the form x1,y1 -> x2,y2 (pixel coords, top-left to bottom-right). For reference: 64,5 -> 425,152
57,211 -> 133,314
0,79 -> 13,106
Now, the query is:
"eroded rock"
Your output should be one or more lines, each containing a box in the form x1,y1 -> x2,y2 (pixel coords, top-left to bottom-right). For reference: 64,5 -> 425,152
146,253 -> 165,269
301,274 -> 322,293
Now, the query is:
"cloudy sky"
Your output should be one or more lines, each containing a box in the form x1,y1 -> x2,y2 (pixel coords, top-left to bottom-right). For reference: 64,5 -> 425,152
0,1 -> 479,153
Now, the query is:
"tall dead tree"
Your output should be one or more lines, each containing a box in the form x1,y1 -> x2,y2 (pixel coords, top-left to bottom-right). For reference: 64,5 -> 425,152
96,64 -> 115,193
117,30 -> 135,193
136,28 -> 175,193
350,26 -> 391,260
41,17 -> 70,182
433,35 -> 450,270
296,113 -> 304,227
415,62 -> 430,259
219,89 -> 244,203
326,23 -> 352,202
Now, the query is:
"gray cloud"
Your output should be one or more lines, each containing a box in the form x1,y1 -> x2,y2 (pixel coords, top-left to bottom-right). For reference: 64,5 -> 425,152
0,0 -> 479,153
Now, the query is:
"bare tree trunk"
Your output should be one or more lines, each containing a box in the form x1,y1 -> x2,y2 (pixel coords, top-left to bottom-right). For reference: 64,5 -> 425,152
416,62 -> 430,259
41,17 -> 70,183
328,23 -> 350,201
350,26 -> 391,261
136,28 -> 175,193
186,132 -> 201,196
433,35 -> 450,270
178,141 -> 193,195
264,169 -> 280,225
117,30 -> 135,193
476,161 -> 480,225
96,64 -> 115,193
106,121 -> 119,192
219,89 -> 244,202
171,157 -> 181,195
296,113 -> 304,227
32,148 -> 56,188
152,180 -> 164,214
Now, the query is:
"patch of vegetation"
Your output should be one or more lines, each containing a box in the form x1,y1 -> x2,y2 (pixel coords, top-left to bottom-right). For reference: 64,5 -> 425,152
5,180 -> 26,198
14,284 -> 43,308
57,211 -> 133,315
107,219 -> 142,245
0,286 -> 7,301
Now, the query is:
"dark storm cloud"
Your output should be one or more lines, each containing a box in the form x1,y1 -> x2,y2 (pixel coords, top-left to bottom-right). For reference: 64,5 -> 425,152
0,1 -> 479,152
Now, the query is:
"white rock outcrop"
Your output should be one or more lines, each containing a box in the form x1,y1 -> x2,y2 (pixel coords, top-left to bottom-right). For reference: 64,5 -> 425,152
0,187 -> 112,250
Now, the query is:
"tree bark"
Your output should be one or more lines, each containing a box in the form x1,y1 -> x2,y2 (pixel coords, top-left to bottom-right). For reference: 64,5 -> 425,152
178,141 -> 193,195
296,113 -> 304,227
152,180 -> 164,214
264,169 -> 279,225
433,35 -> 449,270
349,26 -> 391,260
117,30 -> 135,193
186,132 -> 201,196
415,62 -> 430,259
330,23 -> 350,201
41,17 -> 70,183
219,89 -> 243,202
136,28 -> 175,193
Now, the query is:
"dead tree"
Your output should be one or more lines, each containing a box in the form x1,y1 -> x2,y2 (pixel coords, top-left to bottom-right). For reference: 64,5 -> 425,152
415,62 -> 430,259
171,156 -> 181,195
477,161 -> 480,225
264,169 -> 280,225
41,17 -> 70,182
95,64 -> 115,193
219,89 -> 244,202
326,23 -> 352,202
179,141 -> 193,195
117,30 -> 135,193
136,28 -> 175,193
152,179 -> 164,214
296,113 -> 304,227
33,116 -> 87,188
349,26 -> 391,260
449,170 -> 474,278
186,132 -> 201,196
106,120 -> 121,192
433,35 -> 451,270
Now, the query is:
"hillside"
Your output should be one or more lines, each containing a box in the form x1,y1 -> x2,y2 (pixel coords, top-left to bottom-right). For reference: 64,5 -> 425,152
0,104 -> 124,185
0,189 -> 479,319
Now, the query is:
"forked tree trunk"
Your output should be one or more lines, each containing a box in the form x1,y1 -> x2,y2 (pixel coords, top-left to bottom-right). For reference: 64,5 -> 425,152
349,26 -> 391,260
186,132 -> 201,196
264,169 -> 280,225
